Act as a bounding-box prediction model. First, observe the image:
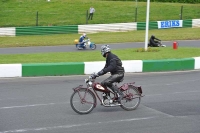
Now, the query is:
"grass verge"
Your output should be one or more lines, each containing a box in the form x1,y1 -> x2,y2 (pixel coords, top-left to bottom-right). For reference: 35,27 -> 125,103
0,28 -> 200,48
0,47 -> 200,64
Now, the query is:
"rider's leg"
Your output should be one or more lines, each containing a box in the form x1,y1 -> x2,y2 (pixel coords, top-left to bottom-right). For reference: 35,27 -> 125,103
101,73 -> 124,102
78,42 -> 84,49
154,41 -> 160,47
152,42 -> 159,47
110,84 -> 124,102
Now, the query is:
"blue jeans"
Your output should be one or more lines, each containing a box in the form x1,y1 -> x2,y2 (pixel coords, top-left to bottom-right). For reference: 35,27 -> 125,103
79,42 -> 85,47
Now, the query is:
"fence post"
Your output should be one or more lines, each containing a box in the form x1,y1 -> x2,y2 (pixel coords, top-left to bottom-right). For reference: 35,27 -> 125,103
86,10 -> 88,24
180,6 -> 183,20
135,7 -> 138,22
36,11 -> 38,26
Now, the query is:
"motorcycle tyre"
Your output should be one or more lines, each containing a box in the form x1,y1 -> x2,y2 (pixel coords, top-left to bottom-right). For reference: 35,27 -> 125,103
120,85 -> 141,111
70,88 -> 96,115
90,43 -> 96,50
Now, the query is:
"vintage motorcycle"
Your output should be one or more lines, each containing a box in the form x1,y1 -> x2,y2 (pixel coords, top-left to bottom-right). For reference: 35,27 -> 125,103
74,38 -> 96,50
70,74 -> 143,114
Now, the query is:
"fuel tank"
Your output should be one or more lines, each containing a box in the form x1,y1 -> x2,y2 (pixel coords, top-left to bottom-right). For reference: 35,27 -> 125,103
93,83 -> 110,93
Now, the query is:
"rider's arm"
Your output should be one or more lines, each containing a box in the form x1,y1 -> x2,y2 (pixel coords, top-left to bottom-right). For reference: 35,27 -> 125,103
102,58 -> 116,73
155,37 -> 161,41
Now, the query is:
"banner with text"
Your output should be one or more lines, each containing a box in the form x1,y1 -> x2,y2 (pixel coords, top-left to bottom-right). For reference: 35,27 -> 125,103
157,20 -> 183,29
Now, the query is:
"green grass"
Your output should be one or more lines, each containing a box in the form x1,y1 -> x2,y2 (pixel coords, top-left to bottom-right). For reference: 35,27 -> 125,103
0,0 -> 200,27
0,47 -> 200,64
0,28 -> 200,48
1,0 -> 200,64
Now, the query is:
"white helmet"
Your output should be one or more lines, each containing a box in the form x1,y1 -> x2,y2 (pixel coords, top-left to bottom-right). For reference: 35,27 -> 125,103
101,45 -> 111,57
83,33 -> 86,38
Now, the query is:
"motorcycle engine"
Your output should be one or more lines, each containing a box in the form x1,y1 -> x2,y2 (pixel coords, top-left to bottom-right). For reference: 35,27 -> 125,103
103,99 -> 110,105
102,93 -> 112,105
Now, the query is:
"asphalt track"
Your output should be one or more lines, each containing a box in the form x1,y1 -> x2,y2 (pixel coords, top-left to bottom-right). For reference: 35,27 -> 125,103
0,40 -> 199,54
1,71 -> 200,133
0,40 -> 200,133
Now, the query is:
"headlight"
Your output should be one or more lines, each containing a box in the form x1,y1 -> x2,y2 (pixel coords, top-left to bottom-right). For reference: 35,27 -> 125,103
88,81 -> 92,86
85,79 -> 89,83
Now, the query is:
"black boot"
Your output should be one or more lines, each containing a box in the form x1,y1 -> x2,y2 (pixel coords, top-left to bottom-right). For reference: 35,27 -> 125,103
110,85 -> 124,103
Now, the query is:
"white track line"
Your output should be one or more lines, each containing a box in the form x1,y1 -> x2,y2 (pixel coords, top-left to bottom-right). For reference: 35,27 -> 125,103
0,102 -> 69,110
1,90 -> 199,110
0,116 -> 156,133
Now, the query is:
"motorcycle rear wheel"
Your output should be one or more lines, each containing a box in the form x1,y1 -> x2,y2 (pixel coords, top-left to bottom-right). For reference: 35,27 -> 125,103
70,88 -> 96,114
120,85 -> 141,111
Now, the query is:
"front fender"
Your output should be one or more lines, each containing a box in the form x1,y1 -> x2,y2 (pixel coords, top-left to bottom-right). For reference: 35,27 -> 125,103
72,85 -> 83,91
72,86 -> 98,108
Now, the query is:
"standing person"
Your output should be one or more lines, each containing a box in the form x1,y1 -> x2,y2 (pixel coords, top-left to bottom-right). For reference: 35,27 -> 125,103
92,45 -> 125,103
88,6 -> 95,20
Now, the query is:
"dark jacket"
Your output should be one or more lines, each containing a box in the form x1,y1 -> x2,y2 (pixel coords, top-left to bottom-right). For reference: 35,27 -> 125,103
150,36 -> 160,45
102,52 -> 125,75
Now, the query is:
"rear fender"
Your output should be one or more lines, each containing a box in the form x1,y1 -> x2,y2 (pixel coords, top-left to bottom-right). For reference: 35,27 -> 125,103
120,83 -> 143,95
137,86 -> 143,95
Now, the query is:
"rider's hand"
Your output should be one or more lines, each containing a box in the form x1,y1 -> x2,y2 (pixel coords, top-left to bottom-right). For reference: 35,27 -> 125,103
91,73 -> 99,79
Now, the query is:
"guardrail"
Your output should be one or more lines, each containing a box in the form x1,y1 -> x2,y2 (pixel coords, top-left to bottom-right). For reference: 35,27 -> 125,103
0,19 -> 199,36
1,57 -> 200,77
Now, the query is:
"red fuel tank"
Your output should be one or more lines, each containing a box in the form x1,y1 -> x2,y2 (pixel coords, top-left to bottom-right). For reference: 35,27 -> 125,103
93,83 -> 110,93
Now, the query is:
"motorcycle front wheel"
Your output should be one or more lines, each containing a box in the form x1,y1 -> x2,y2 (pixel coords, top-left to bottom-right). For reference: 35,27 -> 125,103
90,43 -> 96,50
70,88 -> 96,114
120,85 -> 141,111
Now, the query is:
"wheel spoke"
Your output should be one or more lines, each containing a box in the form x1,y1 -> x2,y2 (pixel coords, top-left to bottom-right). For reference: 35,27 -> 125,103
120,86 -> 141,111
70,89 -> 95,114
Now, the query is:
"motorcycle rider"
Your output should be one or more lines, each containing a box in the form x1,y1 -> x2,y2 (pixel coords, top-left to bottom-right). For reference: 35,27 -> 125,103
78,33 -> 87,49
148,35 -> 161,47
92,45 -> 125,103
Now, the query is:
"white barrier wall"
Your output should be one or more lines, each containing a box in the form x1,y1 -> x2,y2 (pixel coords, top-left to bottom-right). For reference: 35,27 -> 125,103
0,27 -> 15,36
122,60 -> 143,72
192,19 -> 200,28
0,64 -> 22,77
84,61 -> 105,74
78,23 -> 137,34
193,57 -> 200,69
84,60 -> 143,74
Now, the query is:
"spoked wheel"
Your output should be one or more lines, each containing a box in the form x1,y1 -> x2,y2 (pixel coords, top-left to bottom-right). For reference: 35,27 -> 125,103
70,88 -> 96,114
120,86 -> 141,111
90,43 -> 96,50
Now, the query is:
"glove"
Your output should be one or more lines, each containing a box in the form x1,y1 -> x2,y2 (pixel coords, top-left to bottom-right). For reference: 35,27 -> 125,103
91,73 -> 99,79
97,70 -> 104,76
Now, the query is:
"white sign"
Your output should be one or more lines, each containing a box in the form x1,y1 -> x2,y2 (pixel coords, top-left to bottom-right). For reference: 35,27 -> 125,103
157,20 -> 183,29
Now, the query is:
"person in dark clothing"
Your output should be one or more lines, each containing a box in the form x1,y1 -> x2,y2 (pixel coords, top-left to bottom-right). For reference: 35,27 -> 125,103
92,45 -> 125,102
148,35 -> 161,47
